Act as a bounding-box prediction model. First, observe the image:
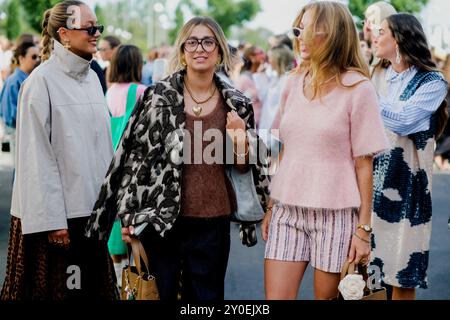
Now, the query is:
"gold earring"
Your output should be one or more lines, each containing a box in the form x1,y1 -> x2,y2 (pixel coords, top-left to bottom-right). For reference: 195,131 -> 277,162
64,41 -> 71,49
216,57 -> 222,66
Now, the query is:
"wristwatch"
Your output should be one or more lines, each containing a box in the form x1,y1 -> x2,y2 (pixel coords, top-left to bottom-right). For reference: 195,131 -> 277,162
357,224 -> 372,233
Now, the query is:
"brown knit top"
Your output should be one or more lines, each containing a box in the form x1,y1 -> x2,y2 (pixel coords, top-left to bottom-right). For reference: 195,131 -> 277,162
181,97 -> 237,218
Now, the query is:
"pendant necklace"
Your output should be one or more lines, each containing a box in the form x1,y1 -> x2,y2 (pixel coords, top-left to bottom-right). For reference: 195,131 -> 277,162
184,81 -> 217,117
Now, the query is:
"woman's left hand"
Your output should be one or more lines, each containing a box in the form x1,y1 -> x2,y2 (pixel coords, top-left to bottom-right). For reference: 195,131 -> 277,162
226,110 -> 246,142
348,229 -> 371,265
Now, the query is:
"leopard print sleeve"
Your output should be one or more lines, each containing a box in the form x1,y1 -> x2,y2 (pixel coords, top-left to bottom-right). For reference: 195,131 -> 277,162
85,86 -> 158,240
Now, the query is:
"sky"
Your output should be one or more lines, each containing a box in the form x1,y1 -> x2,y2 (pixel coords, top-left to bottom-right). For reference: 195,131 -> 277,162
85,0 -> 450,48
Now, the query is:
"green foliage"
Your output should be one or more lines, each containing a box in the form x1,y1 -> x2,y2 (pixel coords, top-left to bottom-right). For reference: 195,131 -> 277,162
349,0 -> 429,22
6,0 -> 21,40
232,26 -> 273,51
19,0 -> 59,33
168,2 -> 185,44
94,4 -> 106,27
196,0 -> 261,37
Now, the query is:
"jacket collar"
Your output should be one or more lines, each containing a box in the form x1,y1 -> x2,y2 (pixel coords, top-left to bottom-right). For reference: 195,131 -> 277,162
159,69 -> 251,111
52,40 -> 91,81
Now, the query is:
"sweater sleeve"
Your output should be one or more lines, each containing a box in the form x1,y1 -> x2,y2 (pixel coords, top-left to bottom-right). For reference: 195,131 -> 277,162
350,80 -> 390,158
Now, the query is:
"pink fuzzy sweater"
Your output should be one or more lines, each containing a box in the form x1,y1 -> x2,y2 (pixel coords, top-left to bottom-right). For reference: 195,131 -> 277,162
270,71 -> 389,209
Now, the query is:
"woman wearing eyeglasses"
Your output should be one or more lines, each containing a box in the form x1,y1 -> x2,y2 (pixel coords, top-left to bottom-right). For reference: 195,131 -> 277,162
262,1 -> 389,300
1,0 -> 118,300
0,41 -> 40,171
85,16 -> 270,300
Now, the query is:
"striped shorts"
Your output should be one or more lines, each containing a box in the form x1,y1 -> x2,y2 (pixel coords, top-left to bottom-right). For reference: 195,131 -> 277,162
264,203 -> 358,273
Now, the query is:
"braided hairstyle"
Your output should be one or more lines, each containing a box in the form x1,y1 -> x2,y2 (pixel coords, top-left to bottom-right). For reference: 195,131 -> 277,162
40,0 -> 85,61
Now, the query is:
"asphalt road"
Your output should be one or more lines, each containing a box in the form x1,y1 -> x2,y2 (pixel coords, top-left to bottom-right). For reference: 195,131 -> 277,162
1,149 -> 449,299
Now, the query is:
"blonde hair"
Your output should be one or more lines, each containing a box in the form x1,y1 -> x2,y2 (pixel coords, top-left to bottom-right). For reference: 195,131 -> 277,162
270,45 -> 295,76
40,0 -> 85,61
168,16 -> 232,74
293,1 -> 370,99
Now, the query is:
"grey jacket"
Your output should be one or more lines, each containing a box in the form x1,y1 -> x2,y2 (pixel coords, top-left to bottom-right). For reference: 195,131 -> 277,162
11,40 -> 114,234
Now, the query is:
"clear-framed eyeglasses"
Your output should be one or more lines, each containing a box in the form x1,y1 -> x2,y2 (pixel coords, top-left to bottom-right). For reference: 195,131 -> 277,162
183,37 -> 218,53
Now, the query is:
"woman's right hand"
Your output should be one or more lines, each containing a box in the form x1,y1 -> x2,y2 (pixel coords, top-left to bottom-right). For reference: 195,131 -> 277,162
261,209 -> 273,242
48,229 -> 70,248
121,227 -> 133,243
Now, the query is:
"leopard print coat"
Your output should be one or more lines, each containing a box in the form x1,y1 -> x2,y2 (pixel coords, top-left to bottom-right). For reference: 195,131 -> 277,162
85,70 -> 270,240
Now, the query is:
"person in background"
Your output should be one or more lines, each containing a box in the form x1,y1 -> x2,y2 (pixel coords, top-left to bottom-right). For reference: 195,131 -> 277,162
258,44 -> 294,138
269,34 -> 293,51
105,44 -> 146,286
262,1 -> 389,300
363,1 -> 396,70
370,13 -> 448,300
91,58 -> 107,94
0,37 -> 13,82
16,34 -> 41,47
1,0 -> 117,300
363,1 -> 397,46
235,46 -> 265,128
434,54 -> 450,170
141,47 -> 159,86
0,41 -> 40,167
359,31 -> 373,67
98,35 -> 121,88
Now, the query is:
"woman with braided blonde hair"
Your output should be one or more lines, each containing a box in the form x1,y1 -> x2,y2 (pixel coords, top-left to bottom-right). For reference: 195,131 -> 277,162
1,0 -> 118,300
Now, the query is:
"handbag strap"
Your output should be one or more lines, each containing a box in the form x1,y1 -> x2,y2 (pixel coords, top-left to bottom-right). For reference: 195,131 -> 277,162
339,261 -> 356,280
130,238 -> 150,275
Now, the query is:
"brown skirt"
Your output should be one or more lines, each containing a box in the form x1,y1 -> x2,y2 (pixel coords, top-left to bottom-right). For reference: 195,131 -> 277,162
1,216 -> 119,300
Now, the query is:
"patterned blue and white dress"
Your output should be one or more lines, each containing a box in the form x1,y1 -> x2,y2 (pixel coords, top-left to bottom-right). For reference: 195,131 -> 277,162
370,66 -> 447,289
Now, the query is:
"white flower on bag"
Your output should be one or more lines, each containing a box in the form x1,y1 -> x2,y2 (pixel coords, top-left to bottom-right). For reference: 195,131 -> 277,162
338,274 -> 366,300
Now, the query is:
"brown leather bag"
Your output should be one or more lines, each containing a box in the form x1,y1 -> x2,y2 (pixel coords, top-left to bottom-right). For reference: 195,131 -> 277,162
335,261 -> 387,300
121,238 -> 160,300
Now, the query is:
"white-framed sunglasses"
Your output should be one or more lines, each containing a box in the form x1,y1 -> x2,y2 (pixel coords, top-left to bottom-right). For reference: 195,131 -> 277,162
292,26 -> 327,39
292,27 -> 303,38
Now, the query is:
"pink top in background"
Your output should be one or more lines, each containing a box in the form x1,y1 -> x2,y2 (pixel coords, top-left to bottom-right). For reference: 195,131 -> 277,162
270,71 -> 389,209
235,72 -> 262,128
106,83 -> 147,117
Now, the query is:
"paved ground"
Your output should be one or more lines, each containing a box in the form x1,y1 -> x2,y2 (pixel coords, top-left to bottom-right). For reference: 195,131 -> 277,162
0,148 -> 449,299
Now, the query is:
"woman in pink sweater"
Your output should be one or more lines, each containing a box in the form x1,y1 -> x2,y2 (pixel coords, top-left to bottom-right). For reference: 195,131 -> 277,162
262,1 -> 389,300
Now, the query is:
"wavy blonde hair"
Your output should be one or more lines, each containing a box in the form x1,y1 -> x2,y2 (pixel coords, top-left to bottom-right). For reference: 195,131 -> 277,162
293,1 -> 369,99
168,16 -> 232,74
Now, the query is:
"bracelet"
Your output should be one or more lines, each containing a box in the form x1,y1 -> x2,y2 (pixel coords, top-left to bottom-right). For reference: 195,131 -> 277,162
233,146 -> 249,158
353,232 -> 371,244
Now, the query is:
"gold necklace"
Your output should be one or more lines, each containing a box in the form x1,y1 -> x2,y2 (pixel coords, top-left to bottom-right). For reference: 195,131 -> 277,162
184,82 -> 217,117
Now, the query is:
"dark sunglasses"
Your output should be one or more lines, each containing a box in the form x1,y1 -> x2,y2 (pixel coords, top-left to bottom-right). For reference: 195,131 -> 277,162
292,27 -> 302,38
31,54 -> 38,60
71,25 -> 104,36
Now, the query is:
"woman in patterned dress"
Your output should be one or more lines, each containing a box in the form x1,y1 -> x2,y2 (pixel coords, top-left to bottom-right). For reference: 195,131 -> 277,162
370,13 -> 448,300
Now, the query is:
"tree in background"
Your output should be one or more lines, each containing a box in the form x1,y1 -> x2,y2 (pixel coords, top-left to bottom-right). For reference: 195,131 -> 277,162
232,26 -> 273,51
168,0 -> 188,44
94,4 -> 106,27
19,0 -> 59,33
6,0 -> 21,40
349,0 -> 429,23
197,0 -> 261,37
